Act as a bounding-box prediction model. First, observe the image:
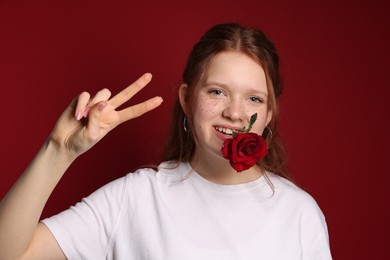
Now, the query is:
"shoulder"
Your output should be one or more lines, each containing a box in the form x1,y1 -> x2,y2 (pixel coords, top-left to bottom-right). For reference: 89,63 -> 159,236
266,172 -> 328,225
122,161 -> 190,190
267,173 -> 321,207
267,173 -> 331,258
126,160 -> 188,178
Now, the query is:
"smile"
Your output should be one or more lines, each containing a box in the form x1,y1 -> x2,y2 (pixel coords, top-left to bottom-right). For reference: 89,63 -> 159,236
214,126 -> 235,136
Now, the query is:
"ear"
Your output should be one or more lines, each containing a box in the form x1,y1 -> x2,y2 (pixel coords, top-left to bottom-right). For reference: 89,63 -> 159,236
265,109 -> 273,126
179,83 -> 189,115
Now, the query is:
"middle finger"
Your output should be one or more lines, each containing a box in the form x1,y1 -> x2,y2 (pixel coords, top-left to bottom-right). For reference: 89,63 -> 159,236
109,73 -> 152,109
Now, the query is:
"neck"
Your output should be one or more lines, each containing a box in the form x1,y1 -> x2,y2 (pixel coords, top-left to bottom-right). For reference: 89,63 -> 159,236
190,150 -> 263,185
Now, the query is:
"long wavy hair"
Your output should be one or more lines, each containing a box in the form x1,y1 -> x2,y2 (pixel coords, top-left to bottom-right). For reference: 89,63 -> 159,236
161,23 -> 290,180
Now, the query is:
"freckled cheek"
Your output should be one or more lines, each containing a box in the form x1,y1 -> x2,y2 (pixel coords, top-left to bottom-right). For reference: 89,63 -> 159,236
194,97 -> 224,118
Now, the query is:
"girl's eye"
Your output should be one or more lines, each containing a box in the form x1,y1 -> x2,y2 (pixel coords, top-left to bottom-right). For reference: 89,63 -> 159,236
209,89 -> 225,96
249,96 -> 263,103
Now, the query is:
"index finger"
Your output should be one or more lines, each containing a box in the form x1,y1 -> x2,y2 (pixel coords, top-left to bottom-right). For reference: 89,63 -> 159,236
109,73 -> 152,108
117,96 -> 163,123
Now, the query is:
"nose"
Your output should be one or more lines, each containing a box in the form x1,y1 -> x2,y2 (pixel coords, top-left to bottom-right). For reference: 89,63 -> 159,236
222,99 -> 245,122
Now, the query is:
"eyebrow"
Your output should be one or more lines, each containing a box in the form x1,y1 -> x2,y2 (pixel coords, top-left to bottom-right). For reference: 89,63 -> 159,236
203,81 -> 226,87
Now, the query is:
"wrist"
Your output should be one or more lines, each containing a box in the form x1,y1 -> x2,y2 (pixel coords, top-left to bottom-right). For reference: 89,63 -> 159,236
43,138 -> 79,164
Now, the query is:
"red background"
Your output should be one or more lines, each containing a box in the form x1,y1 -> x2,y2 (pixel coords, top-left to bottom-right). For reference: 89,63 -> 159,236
1,0 -> 389,259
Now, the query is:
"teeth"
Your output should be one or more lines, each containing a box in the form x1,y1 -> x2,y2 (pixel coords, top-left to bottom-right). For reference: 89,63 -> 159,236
215,127 -> 235,135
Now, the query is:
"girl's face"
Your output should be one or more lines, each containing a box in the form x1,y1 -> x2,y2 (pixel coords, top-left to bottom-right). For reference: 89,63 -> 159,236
189,51 -> 272,161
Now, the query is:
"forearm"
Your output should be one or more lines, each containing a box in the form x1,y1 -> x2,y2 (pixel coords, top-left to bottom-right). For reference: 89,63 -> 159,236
0,139 -> 76,259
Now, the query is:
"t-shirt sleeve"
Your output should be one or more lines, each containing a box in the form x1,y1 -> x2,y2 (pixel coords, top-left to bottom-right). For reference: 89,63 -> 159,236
300,195 -> 333,260
41,175 -> 130,259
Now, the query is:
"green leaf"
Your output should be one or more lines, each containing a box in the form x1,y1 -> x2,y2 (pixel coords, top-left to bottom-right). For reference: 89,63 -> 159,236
244,113 -> 257,132
250,113 -> 258,126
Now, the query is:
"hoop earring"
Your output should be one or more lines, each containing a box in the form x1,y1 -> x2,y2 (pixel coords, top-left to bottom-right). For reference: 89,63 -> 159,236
183,117 -> 189,132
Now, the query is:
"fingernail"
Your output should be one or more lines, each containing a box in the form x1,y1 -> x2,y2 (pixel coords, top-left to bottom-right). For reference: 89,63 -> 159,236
146,73 -> 152,79
98,102 -> 107,112
75,111 -> 82,120
83,107 -> 90,118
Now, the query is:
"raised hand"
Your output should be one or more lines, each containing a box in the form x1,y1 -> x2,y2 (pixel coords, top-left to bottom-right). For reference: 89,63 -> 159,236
49,73 -> 163,157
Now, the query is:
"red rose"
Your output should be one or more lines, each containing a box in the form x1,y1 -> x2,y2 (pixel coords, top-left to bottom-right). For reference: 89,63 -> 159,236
221,132 -> 267,172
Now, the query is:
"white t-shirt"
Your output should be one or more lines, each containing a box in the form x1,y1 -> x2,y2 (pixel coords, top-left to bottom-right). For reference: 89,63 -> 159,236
42,161 -> 332,260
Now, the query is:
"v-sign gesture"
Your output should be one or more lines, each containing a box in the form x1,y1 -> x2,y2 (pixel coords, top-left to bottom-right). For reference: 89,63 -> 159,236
50,73 -> 163,157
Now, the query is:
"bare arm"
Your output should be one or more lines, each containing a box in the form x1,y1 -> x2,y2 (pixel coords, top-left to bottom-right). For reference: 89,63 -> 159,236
0,73 -> 163,259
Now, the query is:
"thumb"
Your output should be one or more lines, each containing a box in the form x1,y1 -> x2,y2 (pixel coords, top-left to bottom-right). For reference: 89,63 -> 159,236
86,101 -> 107,141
